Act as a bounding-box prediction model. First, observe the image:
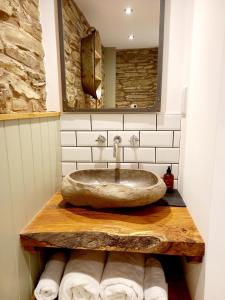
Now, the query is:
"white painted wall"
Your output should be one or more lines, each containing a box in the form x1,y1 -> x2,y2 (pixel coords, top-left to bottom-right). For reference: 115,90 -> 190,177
180,0 -> 225,299
161,0 -> 193,114
39,0 -> 62,112
103,47 -> 116,108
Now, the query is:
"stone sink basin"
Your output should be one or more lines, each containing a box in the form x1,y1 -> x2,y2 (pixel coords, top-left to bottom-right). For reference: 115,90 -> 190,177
61,169 -> 166,208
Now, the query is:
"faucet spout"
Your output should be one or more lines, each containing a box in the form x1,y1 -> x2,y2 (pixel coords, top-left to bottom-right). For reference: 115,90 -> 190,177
113,136 -> 122,159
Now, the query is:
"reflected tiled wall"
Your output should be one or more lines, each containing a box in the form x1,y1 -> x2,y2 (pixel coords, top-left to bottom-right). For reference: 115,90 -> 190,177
60,114 -> 182,188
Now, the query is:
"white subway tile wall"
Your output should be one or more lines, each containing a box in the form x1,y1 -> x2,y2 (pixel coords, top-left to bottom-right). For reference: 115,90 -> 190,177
172,164 -> 179,179
62,147 -> 92,162
139,163 -> 171,178
140,131 -> 173,147
61,114 -> 91,130
93,147 -> 123,162
157,114 -> 181,130
77,163 -> 107,170
62,162 -> 76,176
156,148 -> 180,163
173,131 -> 181,147
61,131 -> 76,146
77,131 -> 107,146
124,114 -> 156,130
124,147 -> 155,162
92,114 -> 123,130
108,163 -> 139,169
60,114 -> 182,186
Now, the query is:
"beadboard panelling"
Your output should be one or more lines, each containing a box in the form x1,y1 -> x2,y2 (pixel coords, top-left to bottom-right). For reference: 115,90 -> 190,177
0,116 -> 61,300
60,114 -> 182,185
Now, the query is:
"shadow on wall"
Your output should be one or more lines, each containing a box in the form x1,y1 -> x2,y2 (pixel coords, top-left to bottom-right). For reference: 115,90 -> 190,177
183,258 -> 206,300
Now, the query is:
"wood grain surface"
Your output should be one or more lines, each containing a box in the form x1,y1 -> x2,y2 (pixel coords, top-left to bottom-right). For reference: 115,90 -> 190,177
0,112 -> 60,121
21,193 -> 204,260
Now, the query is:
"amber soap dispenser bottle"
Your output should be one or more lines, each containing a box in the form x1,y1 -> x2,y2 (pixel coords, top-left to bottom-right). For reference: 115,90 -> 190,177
163,166 -> 174,192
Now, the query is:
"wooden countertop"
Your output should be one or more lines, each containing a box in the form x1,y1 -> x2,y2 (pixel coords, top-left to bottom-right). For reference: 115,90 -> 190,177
0,112 -> 60,121
20,193 -> 204,262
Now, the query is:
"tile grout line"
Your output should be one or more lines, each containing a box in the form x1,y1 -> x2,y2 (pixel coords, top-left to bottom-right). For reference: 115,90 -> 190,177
90,114 -> 93,131
91,146 -> 93,162
75,130 -> 77,146
62,161 -> 181,165
61,129 -> 181,132
61,145 -> 180,149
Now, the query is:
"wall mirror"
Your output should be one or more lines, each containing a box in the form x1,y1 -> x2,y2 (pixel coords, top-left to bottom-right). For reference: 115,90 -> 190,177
58,0 -> 165,112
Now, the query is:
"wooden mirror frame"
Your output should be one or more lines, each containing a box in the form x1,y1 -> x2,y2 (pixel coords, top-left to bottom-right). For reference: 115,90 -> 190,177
57,0 -> 165,113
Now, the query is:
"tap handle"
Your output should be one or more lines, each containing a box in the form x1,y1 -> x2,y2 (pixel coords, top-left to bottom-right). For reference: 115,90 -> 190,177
129,135 -> 139,146
96,135 -> 106,144
113,135 -> 122,144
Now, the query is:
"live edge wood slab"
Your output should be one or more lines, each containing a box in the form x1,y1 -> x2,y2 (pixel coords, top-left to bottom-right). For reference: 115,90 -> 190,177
20,193 -> 204,263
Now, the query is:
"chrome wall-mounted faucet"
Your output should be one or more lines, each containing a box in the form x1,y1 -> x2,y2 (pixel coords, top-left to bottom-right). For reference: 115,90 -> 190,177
113,135 -> 122,158
129,135 -> 139,146
96,135 -> 106,144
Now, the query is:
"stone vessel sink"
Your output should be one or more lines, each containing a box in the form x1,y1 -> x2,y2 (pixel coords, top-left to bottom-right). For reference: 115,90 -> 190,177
61,169 -> 166,208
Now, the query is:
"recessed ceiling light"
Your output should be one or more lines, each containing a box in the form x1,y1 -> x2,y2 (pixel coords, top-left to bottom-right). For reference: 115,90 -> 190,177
128,34 -> 134,40
124,7 -> 133,15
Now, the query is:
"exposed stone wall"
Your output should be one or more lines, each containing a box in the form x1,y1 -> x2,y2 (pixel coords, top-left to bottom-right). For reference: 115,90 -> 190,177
116,48 -> 158,108
0,0 -> 46,113
62,0 -> 104,109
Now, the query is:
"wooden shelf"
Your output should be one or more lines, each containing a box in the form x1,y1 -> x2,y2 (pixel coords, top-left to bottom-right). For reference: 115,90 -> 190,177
32,256 -> 191,300
20,193 -> 204,262
0,112 -> 60,121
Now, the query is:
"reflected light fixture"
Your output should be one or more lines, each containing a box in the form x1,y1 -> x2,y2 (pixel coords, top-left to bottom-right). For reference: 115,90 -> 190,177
128,34 -> 134,40
124,7 -> 133,15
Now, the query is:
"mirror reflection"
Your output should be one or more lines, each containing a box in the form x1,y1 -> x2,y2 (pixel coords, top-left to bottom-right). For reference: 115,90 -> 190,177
58,0 -> 164,111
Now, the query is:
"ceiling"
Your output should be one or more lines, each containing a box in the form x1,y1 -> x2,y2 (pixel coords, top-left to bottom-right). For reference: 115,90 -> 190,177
74,0 -> 160,49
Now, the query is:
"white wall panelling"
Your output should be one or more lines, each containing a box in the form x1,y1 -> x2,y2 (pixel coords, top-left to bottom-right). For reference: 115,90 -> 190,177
0,116 -> 61,300
61,114 -> 182,183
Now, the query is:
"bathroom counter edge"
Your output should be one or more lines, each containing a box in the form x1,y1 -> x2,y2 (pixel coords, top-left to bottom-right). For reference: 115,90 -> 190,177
20,192 -> 204,263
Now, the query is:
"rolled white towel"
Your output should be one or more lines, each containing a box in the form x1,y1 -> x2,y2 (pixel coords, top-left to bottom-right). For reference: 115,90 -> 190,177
100,252 -> 145,300
34,252 -> 67,300
144,257 -> 168,300
59,250 -> 106,300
